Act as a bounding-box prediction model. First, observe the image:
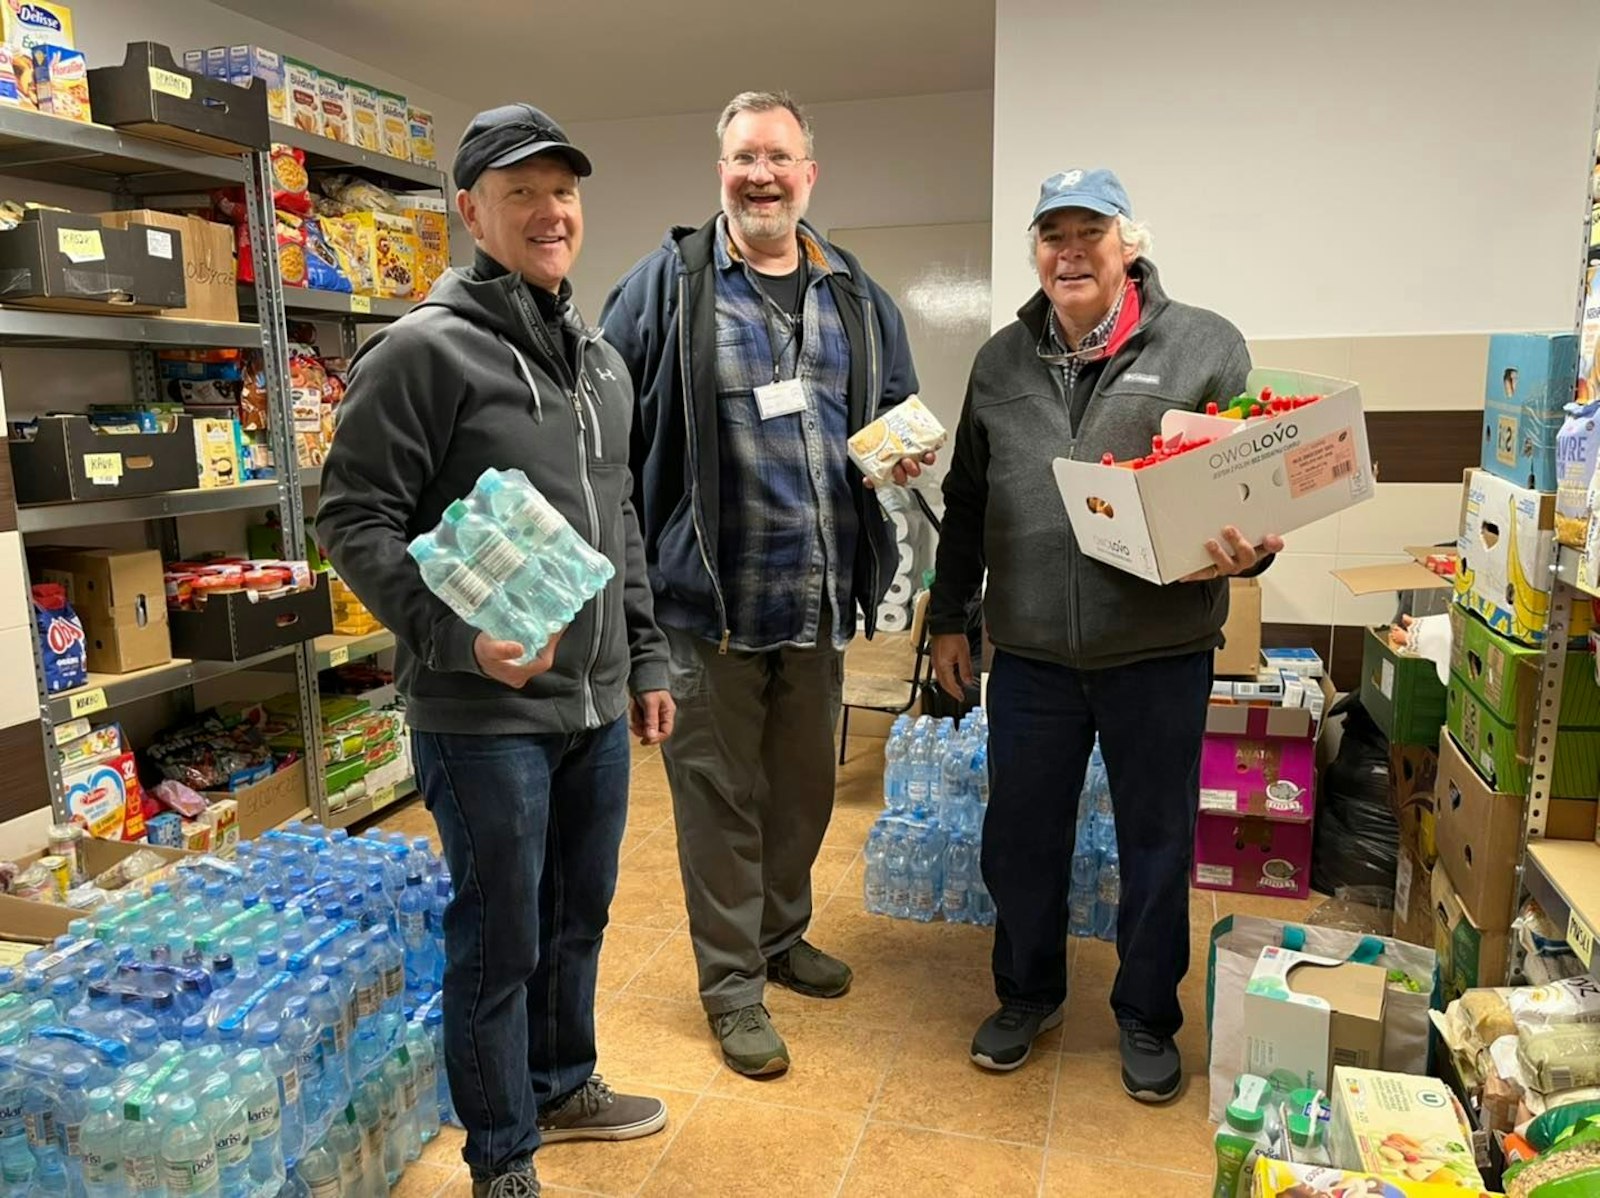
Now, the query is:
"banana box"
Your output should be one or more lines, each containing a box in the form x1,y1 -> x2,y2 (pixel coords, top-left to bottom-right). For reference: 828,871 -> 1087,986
1454,469 -> 1555,647
1251,1158 -> 1502,1197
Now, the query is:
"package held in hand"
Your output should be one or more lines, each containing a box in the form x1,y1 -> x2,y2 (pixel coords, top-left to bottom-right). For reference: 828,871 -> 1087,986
848,395 -> 948,484
407,468 -> 615,664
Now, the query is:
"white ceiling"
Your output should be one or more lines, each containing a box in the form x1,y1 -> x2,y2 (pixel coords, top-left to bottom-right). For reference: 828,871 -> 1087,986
214,0 -> 996,123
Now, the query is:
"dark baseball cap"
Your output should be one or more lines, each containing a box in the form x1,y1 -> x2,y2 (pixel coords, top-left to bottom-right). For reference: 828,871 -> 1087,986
452,103 -> 593,192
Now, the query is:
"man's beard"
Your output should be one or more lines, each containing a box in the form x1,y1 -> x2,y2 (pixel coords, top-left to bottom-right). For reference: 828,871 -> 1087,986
725,194 -> 807,243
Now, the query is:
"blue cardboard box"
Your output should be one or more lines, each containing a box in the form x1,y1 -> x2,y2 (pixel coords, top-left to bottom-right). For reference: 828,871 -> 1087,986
1481,332 -> 1580,493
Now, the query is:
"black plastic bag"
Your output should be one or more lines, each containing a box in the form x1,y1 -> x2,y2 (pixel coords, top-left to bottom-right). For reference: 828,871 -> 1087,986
1312,693 -> 1400,896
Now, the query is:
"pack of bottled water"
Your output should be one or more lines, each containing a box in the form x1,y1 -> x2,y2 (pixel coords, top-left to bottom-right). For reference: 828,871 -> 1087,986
1069,744 -> 1119,942
0,824 -> 461,1198
862,711 -> 995,926
407,468 -> 615,663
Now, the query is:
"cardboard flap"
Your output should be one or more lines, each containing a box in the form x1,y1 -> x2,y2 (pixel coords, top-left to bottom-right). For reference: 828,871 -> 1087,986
1334,560 -> 1452,596
1204,703 -> 1315,739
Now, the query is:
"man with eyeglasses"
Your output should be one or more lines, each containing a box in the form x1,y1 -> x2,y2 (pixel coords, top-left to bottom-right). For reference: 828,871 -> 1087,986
929,169 -> 1281,1100
600,90 -> 926,1077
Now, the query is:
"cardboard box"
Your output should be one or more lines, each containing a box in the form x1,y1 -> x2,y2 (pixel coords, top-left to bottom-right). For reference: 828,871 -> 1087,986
33,46 -> 88,123
1449,603 -> 1600,727
1391,741 -> 1440,866
1199,701 -> 1316,821
408,105 -> 435,166
62,751 -> 144,841
285,57 -> 318,134
0,839 -> 192,944
97,210 -> 237,323
1333,548 -> 1457,625
1361,626 -> 1447,747
113,220 -> 187,309
0,209 -> 119,305
1194,814 -> 1313,900
317,73 -> 350,144
405,196 -> 449,297
192,416 -> 241,488
226,45 -> 285,123
1481,332 -> 1580,493
1243,945 -> 1387,1093
88,41 -> 268,157
32,548 -> 170,674
2,1 -> 72,54
1447,669 -> 1600,798
348,80 -> 379,151
9,413 -> 201,505
1432,860 -> 1509,1000
1053,369 -> 1375,584
203,46 -> 228,79
1455,469 -> 1556,647
378,90 -> 408,160
1213,578 -> 1262,678
204,758 -> 306,840
1435,728 -> 1521,926
1252,1160 -> 1500,1198
1328,1066 -> 1488,1190
1394,845 -> 1434,948
0,44 -> 35,111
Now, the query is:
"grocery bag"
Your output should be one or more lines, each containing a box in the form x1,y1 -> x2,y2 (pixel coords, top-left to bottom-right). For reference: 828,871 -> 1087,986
1205,913 -> 1438,1122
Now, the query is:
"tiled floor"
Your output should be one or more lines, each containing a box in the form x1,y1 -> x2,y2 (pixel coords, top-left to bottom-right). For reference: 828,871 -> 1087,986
375,735 -> 1322,1198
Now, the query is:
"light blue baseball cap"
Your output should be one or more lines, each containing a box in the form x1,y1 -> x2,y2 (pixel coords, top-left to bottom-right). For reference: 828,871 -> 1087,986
1030,168 -> 1132,226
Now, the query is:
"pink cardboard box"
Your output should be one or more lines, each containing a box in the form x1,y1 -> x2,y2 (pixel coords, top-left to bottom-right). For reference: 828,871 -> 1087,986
1193,814 -> 1313,899
1198,704 -> 1318,822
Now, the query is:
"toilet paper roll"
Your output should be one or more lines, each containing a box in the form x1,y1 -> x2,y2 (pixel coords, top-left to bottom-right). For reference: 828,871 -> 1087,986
888,511 -> 911,542
877,603 -> 909,632
885,575 -> 914,605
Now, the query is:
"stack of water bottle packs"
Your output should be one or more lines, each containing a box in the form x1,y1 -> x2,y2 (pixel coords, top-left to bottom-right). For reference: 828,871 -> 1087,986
862,712 -> 996,925
408,468 -> 615,659
0,823 -> 461,1198
1069,744 -> 1121,942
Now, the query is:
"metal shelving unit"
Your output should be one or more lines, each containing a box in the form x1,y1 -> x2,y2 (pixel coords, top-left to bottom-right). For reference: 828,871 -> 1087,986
18,480 -> 282,532
269,122 -> 446,192
0,311 -> 261,349
238,286 -> 414,323
44,647 -> 298,724
313,630 -> 395,671
0,106 -> 245,193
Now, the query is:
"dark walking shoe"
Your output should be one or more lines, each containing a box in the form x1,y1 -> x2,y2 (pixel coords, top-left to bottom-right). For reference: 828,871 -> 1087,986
1120,1025 -> 1182,1102
471,1163 -> 540,1198
767,939 -> 853,998
969,1004 -> 1064,1071
538,1074 -> 667,1143
709,1003 -> 790,1076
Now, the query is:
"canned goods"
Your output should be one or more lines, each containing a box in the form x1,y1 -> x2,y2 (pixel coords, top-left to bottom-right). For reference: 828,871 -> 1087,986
10,865 -> 52,902
36,856 -> 69,903
46,824 -> 81,884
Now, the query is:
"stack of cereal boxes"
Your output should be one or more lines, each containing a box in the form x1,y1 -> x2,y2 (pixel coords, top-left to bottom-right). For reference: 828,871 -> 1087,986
1431,335 -> 1600,1000
0,1 -> 89,123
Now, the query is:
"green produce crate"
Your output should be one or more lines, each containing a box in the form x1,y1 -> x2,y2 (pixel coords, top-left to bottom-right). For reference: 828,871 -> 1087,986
1361,627 -> 1445,746
1450,606 -> 1600,728
1447,670 -> 1600,798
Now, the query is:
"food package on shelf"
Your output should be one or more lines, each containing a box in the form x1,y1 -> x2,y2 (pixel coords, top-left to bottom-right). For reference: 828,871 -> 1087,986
1519,1022 -> 1600,1094
1558,399 -> 1600,547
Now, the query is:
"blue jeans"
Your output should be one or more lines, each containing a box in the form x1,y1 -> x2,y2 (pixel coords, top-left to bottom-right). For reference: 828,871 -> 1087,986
412,718 -> 630,1175
983,649 -> 1211,1037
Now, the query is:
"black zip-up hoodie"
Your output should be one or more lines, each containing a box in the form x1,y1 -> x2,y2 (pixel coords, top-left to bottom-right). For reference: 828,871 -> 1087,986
931,259 -> 1262,670
316,251 -> 669,735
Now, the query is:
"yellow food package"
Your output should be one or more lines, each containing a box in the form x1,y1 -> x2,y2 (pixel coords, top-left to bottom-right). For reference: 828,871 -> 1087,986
1329,1068 -> 1486,1190
404,199 -> 449,296
1252,1158 -> 1503,1197
348,81 -> 380,152
320,215 -> 372,295
193,417 -> 241,489
2,1 -> 72,54
33,46 -> 88,123
372,212 -> 418,300
378,91 -> 409,160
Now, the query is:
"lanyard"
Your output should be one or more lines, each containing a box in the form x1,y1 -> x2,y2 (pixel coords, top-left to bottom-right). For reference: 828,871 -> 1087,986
748,263 -> 807,384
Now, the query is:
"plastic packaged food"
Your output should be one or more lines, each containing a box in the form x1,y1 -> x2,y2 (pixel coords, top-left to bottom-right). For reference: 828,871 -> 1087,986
31,583 -> 86,695
1252,1158 -> 1501,1197
46,824 -> 81,884
1519,1023 -> 1600,1093
847,395 -> 948,484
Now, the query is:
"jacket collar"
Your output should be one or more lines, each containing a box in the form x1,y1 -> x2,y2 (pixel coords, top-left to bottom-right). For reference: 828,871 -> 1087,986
711,214 -> 851,277
1018,256 -> 1169,345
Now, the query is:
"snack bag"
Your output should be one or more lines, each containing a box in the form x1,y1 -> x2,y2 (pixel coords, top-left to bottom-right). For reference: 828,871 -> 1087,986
847,395 -> 948,484
31,583 -> 85,694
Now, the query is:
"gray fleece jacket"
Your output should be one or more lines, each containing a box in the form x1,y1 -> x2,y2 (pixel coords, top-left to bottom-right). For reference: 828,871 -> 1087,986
931,259 -> 1256,670
316,254 -> 669,736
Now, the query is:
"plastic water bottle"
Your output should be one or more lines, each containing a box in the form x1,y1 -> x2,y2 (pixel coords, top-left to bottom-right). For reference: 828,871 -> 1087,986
295,1143 -> 340,1198
1095,843 -> 1121,942
942,834 -> 973,923
904,734 -> 935,820
1068,806 -> 1098,939
476,468 -> 613,596
883,827 -> 912,920
317,961 -> 356,1080
251,1022 -> 301,1170
908,832 -> 942,923
423,1006 -> 450,1129
397,878 -> 435,998
199,1075 -> 249,1198
408,535 -> 538,664
939,736 -> 968,833
862,824 -> 889,916
405,1022 -> 439,1147
159,1096 -> 219,1198
323,1110 -> 366,1198
380,1048 -> 418,1169
882,718 -> 911,814
367,928 -> 405,1026
77,1089 -> 123,1198
235,1049 -> 285,1198
350,1083 -> 385,1198
969,864 -> 995,927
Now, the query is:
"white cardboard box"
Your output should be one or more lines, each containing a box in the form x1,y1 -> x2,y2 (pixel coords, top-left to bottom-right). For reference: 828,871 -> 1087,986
1454,468 -> 1556,647
1242,945 -> 1387,1095
1053,369 -> 1375,584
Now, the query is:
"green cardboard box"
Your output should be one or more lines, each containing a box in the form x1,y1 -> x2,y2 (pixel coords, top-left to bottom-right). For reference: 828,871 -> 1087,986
1450,605 -> 1600,729
1360,627 -> 1446,746
1447,670 -> 1600,798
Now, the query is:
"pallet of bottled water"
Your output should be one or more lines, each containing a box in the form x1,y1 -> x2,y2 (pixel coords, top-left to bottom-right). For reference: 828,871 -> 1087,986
408,468 -> 615,662
0,825 -> 462,1198
1070,745 -> 1119,942
862,712 -> 996,925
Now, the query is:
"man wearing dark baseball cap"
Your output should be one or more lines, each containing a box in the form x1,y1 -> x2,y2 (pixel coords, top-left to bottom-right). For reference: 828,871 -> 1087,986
930,168 -> 1280,1100
318,103 -> 673,1197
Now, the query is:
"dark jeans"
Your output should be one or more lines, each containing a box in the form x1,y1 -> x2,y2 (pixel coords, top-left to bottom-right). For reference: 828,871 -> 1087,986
412,718 -> 629,1175
982,648 -> 1211,1037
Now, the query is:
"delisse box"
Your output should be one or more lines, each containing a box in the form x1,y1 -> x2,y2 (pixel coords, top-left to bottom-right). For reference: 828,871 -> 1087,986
1480,332 -> 1579,493
1454,469 -> 1556,647
1053,369 -> 1375,584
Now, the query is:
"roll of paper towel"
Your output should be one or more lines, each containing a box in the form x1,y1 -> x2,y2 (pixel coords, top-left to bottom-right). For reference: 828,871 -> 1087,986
885,575 -> 913,605
888,510 -> 911,542
877,603 -> 909,632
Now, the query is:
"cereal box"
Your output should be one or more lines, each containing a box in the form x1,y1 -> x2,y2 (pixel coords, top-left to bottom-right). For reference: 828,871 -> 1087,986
0,44 -> 19,105
318,72 -> 351,144
371,211 -> 418,300
408,105 -> 435,167
10,41 -> 37,110
32,45 -> 87,123
193,417 -> 241,489
1252,1159 -> 1502,1198
348,80 -> 380,152
285,57 -> 318,134
203,46 -> 228,80
378,90 -> 409,160
1329,1067 -> 1486,1190
227,45 -> 286,124
2,1 -> 72,54
181,49 -> 203,75
63,751 -> 145,843
405,196 -> 449,295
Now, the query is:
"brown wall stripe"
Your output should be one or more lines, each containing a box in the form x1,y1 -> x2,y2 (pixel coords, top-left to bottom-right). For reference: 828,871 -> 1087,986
0,721 -> 48,824
1366,410 -> 1480,485
0,452 -> 16,535
1261,622 -> 1369,694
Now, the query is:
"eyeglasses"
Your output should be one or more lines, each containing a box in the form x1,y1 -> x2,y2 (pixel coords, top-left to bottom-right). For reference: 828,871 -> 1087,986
720,151 -> 810,174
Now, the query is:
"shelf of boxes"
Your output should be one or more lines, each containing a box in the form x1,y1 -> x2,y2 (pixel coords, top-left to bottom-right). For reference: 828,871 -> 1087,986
270,122 -> 447,192
0,311 -> 262,349
326,775 -> 416,830
0,104 -> 247,193
17,479 -> 283,532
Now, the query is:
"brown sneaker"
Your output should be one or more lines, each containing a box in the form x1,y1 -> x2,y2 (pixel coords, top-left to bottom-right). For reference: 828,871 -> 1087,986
537,1075 -> 667,1143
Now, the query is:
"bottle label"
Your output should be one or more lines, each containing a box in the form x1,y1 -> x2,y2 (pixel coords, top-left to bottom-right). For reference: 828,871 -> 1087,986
436,562 -> 491,617
402,1078 -> 418,1109
400,911 -> 426,941
26,1110 -> 55,1148
0,1100 -> 22,1125
364,1125 -> 382,1160
216,1121 -> 250,1166
418,1060 -> 436,1093
324,1019 -> 349,1054
356,981 -> 379,1018
383,965 -> 404,1001
64,1121 -> 82,1157
299,1044 -> 325,1087
161,1148 -> 218,1194
470,528 -> 528,582
280,1065 -> 301,1108
247,1095 -> 281,1139
309,1177 -> 341,1198
82,1148 -> 115,1174
125,1153 -> 160,1191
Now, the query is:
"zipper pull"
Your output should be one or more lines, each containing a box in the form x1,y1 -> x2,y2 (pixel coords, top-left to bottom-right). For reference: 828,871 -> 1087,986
569,391 -> 587,431
718,630 -> 730,655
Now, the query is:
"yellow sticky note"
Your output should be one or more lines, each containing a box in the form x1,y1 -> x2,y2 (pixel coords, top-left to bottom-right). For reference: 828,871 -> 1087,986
328,646 -> 350,667
148,67 -> 193,99
82,452 -> 123,485
349,294 -> 372,314
56,227 -> 104,264
68,687 -> 107,718
1569,909 -> 1596,969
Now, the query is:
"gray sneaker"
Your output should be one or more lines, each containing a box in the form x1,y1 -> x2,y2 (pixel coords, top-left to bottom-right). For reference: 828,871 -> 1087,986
767,939 -> 853,998
709,1003 -> 790,1076
538,1075 -> 667,1143
970,1004 -> 1064,1072
471,1165 -> 540,1198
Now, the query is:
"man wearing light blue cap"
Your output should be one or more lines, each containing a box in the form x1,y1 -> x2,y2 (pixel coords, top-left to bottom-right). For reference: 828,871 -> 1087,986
929,168 -> 1281,1101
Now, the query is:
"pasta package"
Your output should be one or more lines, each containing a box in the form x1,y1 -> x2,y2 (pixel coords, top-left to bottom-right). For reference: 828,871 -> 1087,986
847,394 -> 948,484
